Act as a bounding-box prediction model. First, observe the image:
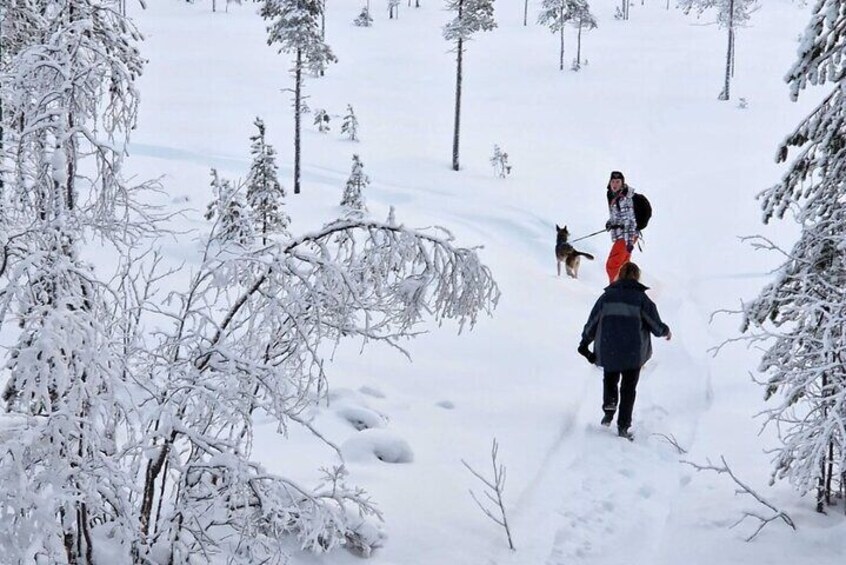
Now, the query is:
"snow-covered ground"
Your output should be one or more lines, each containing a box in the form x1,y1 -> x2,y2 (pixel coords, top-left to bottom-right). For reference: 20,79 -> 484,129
123,1 -> 845,563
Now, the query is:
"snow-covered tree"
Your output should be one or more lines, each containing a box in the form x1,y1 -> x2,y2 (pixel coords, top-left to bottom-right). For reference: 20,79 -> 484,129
679,0 -> 758,100
389,0 -> 400,18
135,211 -> 499,562
314,108 -> 331,132
260,0 -> 337,194
341,104 -> 360,141
205,168 -> 254,245
538,0 -> 595,71
570,1 -> 597,71
0,2 -> 153,562
341,154 -> 369,212
246,117 -> 290,243
617,0 -> 629,20
444,0 -> 497,171
354,6 -> 374,26
490,145 -> 511,178
740,0 -> 846,512
1,3 -> 503,563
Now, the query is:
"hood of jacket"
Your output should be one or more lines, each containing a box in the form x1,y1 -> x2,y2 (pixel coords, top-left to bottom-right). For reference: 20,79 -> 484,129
604,279 -> 649,292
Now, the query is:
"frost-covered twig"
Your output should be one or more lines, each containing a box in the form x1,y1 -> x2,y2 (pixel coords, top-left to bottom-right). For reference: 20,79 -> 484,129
462,438 -> 515,550
683,456 -> 797,541
650,432 -> 687,455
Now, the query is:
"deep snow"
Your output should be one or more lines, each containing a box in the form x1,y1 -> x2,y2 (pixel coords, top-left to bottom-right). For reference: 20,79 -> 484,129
120,0 -> 846,563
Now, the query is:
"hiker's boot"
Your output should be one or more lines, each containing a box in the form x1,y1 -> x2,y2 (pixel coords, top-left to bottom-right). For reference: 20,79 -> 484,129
601,412 -> 614,427
618,427 -> 634,441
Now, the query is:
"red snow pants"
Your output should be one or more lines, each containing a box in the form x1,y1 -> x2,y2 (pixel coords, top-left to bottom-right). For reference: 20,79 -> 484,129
605,238 -> 636,283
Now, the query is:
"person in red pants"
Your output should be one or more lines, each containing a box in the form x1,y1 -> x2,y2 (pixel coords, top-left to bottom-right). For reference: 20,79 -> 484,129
604,171 -> 639,283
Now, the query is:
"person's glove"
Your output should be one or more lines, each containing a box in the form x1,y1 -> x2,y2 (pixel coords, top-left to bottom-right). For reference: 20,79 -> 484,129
605,220 -> 620,231
625,242 -> 634,253
578,344 -> 597,364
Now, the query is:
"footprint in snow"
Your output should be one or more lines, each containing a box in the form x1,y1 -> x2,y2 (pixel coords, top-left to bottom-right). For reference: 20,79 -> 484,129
359,385 -> 386,399
638,485 -> 655,499
436,400 -> 455,409
341,429 -> 414,464
335,405 -> 388,431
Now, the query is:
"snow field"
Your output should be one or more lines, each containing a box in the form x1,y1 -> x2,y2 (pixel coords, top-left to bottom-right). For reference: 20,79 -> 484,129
124,1 -> 844,564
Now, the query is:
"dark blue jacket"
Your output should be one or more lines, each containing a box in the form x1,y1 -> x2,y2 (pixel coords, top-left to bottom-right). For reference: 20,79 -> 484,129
579,279 -> 670,372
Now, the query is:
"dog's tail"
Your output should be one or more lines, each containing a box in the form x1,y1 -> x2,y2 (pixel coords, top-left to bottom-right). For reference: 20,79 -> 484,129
577,252 -> 595,260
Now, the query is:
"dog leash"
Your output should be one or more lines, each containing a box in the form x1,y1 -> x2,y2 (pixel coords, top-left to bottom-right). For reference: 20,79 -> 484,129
569,228 -> 606,244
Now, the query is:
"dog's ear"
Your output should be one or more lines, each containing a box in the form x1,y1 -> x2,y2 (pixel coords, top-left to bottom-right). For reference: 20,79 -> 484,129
556,224 -> 560,231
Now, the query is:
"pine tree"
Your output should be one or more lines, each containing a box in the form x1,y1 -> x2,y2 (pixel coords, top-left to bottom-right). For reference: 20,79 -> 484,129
443,0 -> 497,171
538,0 -> 594,71
246,118 -> 290,244
341,104 -> 360,141
741,0 -> 846,513
260,0 -> 337,194
570,0 -> 597,71
314,108 -> 331,131
354,6 -> 374,26
618,0 -> 629,20
679,0 -> 758,100
341,154 -> 369,213
206,168 -> 254,245
490,145 -> 511,178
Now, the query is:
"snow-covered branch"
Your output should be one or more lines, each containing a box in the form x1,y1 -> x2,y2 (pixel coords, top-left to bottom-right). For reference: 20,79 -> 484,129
683,456 -> 797,541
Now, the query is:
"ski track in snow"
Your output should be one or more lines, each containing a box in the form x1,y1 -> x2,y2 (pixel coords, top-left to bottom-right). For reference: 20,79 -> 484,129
139,139 -> 714,564
534,291 -> 711,565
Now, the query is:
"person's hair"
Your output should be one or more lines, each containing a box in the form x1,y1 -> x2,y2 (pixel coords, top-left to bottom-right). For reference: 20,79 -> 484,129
618,262 -> 641,281
607,170 -> 626,190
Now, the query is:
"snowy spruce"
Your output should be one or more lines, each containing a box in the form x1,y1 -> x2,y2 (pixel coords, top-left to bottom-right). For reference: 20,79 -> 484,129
341,154 -> 370,213
741,0 -> 846,514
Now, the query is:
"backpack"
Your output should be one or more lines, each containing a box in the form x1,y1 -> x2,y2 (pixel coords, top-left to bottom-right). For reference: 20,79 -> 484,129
632,193 -> 652,231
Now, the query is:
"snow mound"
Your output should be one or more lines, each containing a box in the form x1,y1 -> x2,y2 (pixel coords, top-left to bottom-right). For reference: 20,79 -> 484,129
341,430 -> 414,464
336,405 -> 388,431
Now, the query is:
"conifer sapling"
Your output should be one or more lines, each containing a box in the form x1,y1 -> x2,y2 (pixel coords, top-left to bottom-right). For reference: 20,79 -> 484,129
341,154 -> 369,213
341,104 -> 360,141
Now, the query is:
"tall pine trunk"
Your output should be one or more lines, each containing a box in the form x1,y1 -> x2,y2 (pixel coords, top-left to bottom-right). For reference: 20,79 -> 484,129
294,48 -> 302,194
452,32 -> 464,171
523,0 -> 528,26
576,20 -> 583,68
719,0 -> 734,101
559,23 -> 564,71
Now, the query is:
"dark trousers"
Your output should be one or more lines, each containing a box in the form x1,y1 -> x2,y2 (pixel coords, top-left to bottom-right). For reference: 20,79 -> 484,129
602,368 -> 641,430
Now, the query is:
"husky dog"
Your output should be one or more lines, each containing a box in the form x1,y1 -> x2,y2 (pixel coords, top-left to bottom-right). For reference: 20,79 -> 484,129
556,225 -> 595,278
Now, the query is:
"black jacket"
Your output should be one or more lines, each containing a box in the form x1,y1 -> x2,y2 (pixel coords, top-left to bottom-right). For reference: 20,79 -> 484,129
579,279 -> 670,372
